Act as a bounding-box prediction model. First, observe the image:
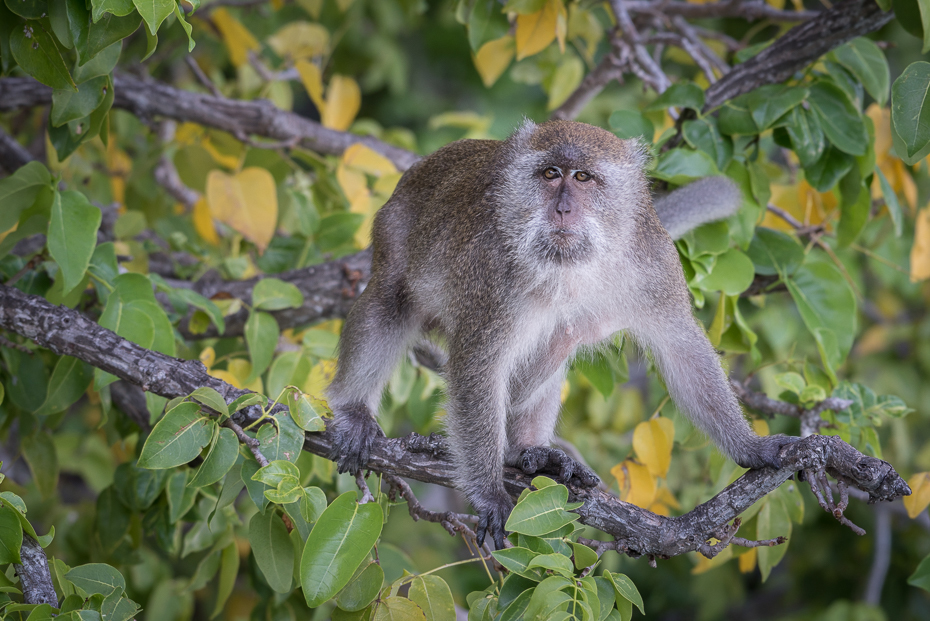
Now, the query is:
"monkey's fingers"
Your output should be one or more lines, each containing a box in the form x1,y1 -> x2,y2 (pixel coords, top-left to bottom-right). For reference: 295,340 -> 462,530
329,410 -> 385,474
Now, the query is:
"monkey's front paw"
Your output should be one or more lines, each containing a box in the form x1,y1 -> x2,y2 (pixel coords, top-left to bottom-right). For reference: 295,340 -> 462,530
328,405 -> 385,474
474,493 -> 513,550
518,446 -> 600,488
736,434 -> 799,470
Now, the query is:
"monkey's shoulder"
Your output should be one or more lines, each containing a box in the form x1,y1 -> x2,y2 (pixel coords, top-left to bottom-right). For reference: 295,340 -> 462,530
396,139 -> 501,200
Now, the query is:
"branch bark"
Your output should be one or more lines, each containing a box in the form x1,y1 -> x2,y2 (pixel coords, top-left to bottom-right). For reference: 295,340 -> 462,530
703,0 -> 894,111
0,283 -> 911,560
14,535 -> 57,607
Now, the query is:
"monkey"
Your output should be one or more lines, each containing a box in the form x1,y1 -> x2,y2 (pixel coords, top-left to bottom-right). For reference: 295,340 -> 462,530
326,120 -> 794,549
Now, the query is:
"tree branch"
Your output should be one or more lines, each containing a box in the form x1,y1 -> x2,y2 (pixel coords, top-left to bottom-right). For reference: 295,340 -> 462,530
0,283 -> 911,561
0,74 -> 420,172
14,535 -> 57,607
703,0 -> 893,111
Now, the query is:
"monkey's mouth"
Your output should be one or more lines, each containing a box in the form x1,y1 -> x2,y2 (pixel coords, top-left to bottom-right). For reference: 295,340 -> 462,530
535,229 -> 591,263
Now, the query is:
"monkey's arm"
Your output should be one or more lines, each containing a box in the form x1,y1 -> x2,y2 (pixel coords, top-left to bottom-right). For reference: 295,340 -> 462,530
653,176 -> 743,240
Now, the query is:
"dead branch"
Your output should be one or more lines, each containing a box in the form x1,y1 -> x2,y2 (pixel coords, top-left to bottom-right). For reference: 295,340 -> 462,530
0,283 -> 910,561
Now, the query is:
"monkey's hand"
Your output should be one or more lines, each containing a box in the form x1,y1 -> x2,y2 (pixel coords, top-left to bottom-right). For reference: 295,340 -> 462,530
518,446 -> 601,488
735,434 -> 799,470
328,405 -> 385,474
474,491 -> 513,550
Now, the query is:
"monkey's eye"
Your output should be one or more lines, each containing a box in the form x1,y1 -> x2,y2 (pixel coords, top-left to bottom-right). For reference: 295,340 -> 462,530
543,167 -> 561,180
574,171 -> 592,182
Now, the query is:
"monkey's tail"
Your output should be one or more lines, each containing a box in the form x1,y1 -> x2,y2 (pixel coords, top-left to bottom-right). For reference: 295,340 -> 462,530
653,176 -> 743,241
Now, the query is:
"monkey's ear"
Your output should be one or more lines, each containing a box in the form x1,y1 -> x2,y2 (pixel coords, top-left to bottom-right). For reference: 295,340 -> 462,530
511,118 -> 538,146
621,137 -> 651,170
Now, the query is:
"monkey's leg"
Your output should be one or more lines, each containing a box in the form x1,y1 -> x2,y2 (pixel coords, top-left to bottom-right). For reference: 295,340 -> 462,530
444,340 -> 516,550
505,368 -> 600,488
632,313 -> 795,470
327,280 -> 417,474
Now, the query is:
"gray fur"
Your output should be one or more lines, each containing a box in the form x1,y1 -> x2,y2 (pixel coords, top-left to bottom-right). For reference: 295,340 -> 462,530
654,176 -> 743,240
327,120 -> 793,549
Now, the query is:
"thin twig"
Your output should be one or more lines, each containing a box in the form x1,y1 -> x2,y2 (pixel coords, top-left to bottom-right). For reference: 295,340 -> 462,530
224,419 -> 269,467
184,56 -> 223,98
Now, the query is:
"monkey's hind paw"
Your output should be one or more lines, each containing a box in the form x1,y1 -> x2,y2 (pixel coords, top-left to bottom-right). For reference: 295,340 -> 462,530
736,434 -> 799,470
329,407 -> 385,475
474,494 -> 513,551
518,446 -> 600,488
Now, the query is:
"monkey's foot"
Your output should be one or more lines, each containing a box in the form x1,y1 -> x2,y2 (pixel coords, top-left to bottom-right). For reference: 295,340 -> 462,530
474,492 -> 513,551
517,446 -> 601,488
735,434 -> 799,470
328,404 -> 385,474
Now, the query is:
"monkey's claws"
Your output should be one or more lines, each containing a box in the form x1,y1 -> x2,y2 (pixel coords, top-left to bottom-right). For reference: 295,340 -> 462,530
518,446 -> 600,488
474,495 -> 512,550
329,405 -> 385,474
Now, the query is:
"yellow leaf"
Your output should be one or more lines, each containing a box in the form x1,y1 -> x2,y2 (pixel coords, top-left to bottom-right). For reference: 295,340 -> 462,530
632,418 -> 673,478
515,1 -> 558,60
206,168 -> 278,253
474,36 -> 515,88
201,136 -> 242,170
336,164 -> 368,205
903,472 -> 930,518
295,60 -> 326,116
765,0 -> 786,9
560,379 -> 570,403
342,143 -> 398,177
611,459 -> 656,508
228,359 -> 263,393
200,346 -> 216,370
268,22 -> 330,61
315,319 -> 343,334
373,172 -> 402,197
752,418 -> 770,437
303,360 -> 337,397
554,0 -> 567,53
192,196 -> 219,245
322,75 -> 360,131
212,8 -> 261,68
209,369 -> 242,389
911,208 -> 930,282
175,122 -> 204,145
691,547 -> 733,574
297,0 -> 323,18
738,548 -> 757,573
107,143 -> 132,208
547,55 -> 583,111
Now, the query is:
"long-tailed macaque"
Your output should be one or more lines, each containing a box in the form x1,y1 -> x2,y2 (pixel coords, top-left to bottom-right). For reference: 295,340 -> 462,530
327,120 -> 793,548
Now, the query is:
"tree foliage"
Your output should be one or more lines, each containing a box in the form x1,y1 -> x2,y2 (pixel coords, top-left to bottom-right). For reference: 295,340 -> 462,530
0,0 -> 929,619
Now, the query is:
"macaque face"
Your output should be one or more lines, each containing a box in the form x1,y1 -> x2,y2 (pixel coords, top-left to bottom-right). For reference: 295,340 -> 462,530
531,161 -> 599,263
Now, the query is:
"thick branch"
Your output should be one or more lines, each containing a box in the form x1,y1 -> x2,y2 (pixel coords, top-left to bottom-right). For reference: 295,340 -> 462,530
0,126 -> 33,174
624,0 -> 819,21
0,283 -> 910,560
14,535 -> 57,607
703,0 -> 893,111
0,75 -> 420,172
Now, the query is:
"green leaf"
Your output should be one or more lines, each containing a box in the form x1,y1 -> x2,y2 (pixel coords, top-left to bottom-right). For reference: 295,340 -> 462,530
51,76 -> 108,127
10,19 -> 76,90
241,458 -> 271,513
808,81 -> 869,156
132,0 -> 173,35
166,470 -> 198,523
167,288 -> 225,335
257,412 -> 305,463
211,542 -> 239,619
756,496 -> 790,581
65,563 -> 125,596
645,82 -> 705,112
743,85 -> 807,131
571,541 -> 598,571
875,166 -> 903,237
505,484 -> 579,536
0,161 -> 52,234
694,248 -> 754,295
467,0 -> 509,51
82,12 -> 140,64
189,427 -> 240,488
3,348 -> 49,412
138,402 -> 215,469
287,390 -> 327,432
607,110 -> 653,142
785,262 -> 857,380
836,182 -> 870,248
113,461 -> 169,511
249,509 -> 294,593
318,213 -> 364,251
21,433 -> 59,498
547,55 -> 584,111
408,575 -> 455,621
653,149 -> 719,185
245,311 -> 279,382
746,228 -> 804,278
336,561 -> 384,612
605,571 -> 644,615
95,486 -> 130,553
908,553 -> 930,592
492,547 -> 544,580
804,146 -> 855,193
717,98 -> 757,136
174,4 -> 195,51
190,387 -> 229,418
300,492 -> 384,608
252,277 -> 305,311
73,41 -> 120,82
682,117 -> 732,171
526,553 -> 574,577
784,106 -> 826,169
374,596 -> 428,620
5,0 -> 49,19
832,38 -> 890,106
267,352 -> 311,403
47,189 -> 102,296
0,504 -> 23,564
252,459 -> 301,487
35,355 -> 92,417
